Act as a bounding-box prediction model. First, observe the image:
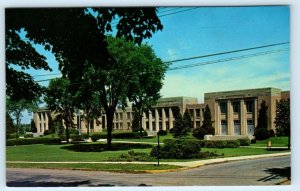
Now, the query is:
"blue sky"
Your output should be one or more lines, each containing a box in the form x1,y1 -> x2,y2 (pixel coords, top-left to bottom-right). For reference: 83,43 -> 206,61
20,6 -> 290,123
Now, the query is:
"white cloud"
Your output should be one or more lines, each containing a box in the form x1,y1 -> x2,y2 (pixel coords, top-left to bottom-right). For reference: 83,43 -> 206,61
160,52 -> 290,103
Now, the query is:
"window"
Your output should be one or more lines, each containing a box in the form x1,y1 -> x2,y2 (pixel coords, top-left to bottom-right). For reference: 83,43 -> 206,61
151,110 -> 155,118
127,112 -> 131,120
119,123 -> 123,129
247,119 -> 253,125
152,122 -> 156,131
221,120 -> 227,135
159,122 -> 162,130
196,121 -> 200,128
146,123 -> 149,130
234,120 -> 241,135
158,109 -> 162,120
189,109 -> 194,116
166,123 -> 169,131
232,101 -> 240,113
246,101 -> 254,113
115,123 -> 119,129
127,122 -> 131,129
119,113 -> 123,120
196,109 -> 200,118
220,102 -> 227,114
165,108 -> 169,118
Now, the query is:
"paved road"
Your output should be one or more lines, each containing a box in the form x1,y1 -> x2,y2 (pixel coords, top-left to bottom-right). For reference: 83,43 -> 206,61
6,156 -> 290,187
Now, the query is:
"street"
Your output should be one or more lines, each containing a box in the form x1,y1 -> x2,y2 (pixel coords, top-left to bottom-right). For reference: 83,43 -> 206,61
6,155 -> 290,186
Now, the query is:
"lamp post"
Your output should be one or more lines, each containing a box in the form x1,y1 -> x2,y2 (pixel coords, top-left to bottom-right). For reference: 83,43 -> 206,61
77,110 -> 81,135
157,132 -> 160,167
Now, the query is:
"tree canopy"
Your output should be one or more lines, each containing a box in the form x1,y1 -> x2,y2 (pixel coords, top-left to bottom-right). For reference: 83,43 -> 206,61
45,78 -> 75,142
274,98 -> 290,149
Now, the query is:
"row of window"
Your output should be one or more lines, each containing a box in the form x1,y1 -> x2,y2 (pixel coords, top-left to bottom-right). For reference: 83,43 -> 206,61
219,100 -> 254,114
221,119 -> 254,125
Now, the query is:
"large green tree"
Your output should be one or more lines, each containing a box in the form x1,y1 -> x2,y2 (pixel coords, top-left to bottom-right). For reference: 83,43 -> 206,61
6,8 -> 163,148
127,44 -> 168,137
45,78 -> 75,143
274,98 -> 290,149
183,109 -> 193,131
6,97 -> 38,138
202,105 -> 214,135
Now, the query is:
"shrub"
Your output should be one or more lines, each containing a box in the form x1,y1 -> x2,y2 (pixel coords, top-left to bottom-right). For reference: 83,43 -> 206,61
43,130 -> 53,136
6,137 -> 61,146
201,140 -> 240,148
192,127 -> 207,139
109,150 -> 153,162
251,139 -> 257,144
157,130 -> 168,136
91,133 -> 102,142
254,128 -> 270,140
269,129 -> 275,137
6,133 -> 19,139
69,128 -> 79,135
238,138 -> 251,146
70,134 -> 83,142
59,135 -> 66,141
24,134 -> 34,138
150,139 -> 201,159
81,133 -> 90,139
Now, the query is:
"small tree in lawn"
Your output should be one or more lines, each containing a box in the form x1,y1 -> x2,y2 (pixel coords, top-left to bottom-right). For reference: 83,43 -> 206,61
254,100 -> 270,140
183,109 -> 193,132
274,98 -> 290,149
202,105 -> 214,135
171,114 -> 189,138
193,104 -> 214,139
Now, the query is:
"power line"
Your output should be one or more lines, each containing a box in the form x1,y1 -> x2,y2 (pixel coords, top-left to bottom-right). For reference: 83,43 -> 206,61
33,73 -> 61,77
35,48 -> 289,83
165,42 -> 290,64
168,48 -> 289,71
112,7 -> 198,28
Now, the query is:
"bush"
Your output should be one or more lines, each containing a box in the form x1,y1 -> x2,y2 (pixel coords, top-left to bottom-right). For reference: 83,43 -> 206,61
109,150 -> 153,162
254,128 -> 270,140
43,130 -> 53,136
238,138 -> 251,146
59,135 -> 66,141
150,139 -> 201,159
68,128 -> 79,135
192,127 -> 207,139
6,137 -> 61,146
91,133 -> 103,142
6,133 -> 19,139
70,134 -> 83,142
251,139 -> 257,144
24,134 -> 34,138
269,129 -> 275,137
200,140 -> 240,148
81,133 -> 90,139
157,130 -> 168,136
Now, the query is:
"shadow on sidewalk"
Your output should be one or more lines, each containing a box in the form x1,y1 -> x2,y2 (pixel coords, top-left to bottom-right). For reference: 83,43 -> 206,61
257,166 -> 291,182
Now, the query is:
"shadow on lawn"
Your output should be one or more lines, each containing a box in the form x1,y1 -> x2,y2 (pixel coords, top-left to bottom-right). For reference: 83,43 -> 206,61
61,142 -> 153,152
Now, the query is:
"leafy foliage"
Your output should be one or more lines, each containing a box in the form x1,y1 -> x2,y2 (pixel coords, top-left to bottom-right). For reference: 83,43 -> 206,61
193,105 -> 214,139
150,139 -> 201,159
183,109 -> 193,131
254,101 -> 270,140
274,98 -> 290,149
6,137 -> 61,146
45,78 -> 75,143
6,97 -> 38,138
171,114 -> 189,138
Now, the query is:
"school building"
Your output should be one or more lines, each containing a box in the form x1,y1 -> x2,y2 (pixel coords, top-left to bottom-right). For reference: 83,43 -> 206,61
33,87 -> 290,139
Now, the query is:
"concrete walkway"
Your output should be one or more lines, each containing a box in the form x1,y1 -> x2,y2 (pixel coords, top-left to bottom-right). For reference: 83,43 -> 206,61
7,152 -> 290,167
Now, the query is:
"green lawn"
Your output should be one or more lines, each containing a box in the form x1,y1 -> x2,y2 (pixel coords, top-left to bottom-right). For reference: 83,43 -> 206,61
6,163 -> 180,173
251,136 -> 289,147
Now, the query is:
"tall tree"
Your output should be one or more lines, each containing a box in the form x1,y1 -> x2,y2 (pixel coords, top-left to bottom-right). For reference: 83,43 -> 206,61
45,78 -> 75,143
6,97 -> 38,138
127,44 -> 168,137
83,36 -> 166,148
6,112 -> 15,138
74,78 -> 102,137
202,105 -> 214,135
254,100 -> 270,140
183,109 -> 193,131
274,98 -> 290,149
6,8 -> 163,148
171,113 -> 189,138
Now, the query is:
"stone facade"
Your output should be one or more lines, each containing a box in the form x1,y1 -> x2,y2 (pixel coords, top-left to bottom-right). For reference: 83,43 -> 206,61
33,87 -> 289,137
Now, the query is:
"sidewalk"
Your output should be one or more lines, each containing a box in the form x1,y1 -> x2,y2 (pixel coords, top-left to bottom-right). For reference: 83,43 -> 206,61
7,152 -> 290,167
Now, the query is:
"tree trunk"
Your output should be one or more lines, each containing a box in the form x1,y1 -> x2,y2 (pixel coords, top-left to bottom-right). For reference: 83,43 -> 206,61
139,109 -> 143,138
106,107 -> 115,150
87,120 -> 90,137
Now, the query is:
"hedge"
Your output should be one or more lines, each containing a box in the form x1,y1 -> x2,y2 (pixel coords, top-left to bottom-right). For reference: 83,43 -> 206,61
70,134 -> 84,142
6,137 -> 61,146
157,130 -> 168,136
150,139 -> 201,159
200,140 -> 240,148
90,131 -> 148,142
238,138 -> 251,146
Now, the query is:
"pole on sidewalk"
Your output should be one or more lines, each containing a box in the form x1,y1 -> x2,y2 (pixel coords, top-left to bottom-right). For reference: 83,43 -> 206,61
157,133 -> 160,167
